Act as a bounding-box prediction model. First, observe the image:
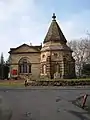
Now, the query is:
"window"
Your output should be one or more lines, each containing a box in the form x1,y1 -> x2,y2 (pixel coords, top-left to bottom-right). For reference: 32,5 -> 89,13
19,58 -> 31,73
42,64 -> 46,74
42,54 -> 45,58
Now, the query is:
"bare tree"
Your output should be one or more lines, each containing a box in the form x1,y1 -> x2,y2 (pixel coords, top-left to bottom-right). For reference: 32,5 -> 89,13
68,35 -> 90,77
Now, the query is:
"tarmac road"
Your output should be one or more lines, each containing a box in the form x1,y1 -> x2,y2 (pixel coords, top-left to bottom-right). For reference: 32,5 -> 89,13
0,86 -> 90,120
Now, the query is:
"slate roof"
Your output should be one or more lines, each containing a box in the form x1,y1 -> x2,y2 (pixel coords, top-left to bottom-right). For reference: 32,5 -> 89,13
43,13 -> 67,44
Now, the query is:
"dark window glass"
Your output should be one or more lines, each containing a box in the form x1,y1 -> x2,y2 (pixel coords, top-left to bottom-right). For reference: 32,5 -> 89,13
19,58 -> 31,73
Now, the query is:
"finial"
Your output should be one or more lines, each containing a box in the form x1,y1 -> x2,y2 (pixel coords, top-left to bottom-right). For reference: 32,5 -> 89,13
52,13 -> 56,20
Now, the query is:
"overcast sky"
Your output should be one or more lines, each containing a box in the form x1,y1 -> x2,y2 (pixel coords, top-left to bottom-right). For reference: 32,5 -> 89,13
0,0 -> 90,60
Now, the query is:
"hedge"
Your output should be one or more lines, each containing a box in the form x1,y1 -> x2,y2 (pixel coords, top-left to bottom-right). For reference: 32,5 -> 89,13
29,79 -> 90,86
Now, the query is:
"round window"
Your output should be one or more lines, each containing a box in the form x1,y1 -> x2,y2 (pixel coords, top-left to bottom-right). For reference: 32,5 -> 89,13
42,54 -> 45,58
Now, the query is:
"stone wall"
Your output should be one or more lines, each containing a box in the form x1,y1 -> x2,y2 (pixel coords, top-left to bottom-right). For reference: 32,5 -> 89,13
10,53 -> 40,80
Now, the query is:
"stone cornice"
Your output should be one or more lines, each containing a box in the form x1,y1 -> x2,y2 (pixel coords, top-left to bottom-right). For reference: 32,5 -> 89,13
9,52 -> 41,54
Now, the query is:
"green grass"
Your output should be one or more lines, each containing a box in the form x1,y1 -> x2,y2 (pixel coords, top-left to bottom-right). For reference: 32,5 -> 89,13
0,82 -> 24,87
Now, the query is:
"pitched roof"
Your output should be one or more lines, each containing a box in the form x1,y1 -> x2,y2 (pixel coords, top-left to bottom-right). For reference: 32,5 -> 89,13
8,43 -> 42,54
43,13 -> 67,44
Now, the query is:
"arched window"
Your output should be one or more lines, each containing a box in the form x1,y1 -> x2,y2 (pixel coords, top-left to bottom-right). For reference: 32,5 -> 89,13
42,64 -> 46,74
18,58 -> 31,73
42,54 -> 45,58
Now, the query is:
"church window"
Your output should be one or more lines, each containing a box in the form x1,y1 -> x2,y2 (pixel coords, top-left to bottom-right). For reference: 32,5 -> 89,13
19,58 -> 31,73
42,64 -> 46,74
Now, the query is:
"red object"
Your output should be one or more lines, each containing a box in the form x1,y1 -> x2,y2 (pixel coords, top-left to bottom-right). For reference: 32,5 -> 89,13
11,69 -> 17,75
82,94 -> 88,108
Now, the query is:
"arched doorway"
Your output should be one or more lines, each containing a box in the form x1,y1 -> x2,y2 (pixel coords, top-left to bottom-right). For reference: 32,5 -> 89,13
52,63 -> 61,79
53,63 -> 60,73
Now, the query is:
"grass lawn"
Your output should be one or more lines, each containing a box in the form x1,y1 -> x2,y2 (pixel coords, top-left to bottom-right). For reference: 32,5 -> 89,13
0,80 -> 24,87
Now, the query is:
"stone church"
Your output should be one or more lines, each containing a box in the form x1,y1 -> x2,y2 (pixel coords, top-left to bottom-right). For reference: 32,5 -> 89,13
8,13 -> 76,80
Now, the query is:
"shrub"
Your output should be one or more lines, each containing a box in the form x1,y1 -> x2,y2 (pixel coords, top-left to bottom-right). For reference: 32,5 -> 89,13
28,79 -> 90,86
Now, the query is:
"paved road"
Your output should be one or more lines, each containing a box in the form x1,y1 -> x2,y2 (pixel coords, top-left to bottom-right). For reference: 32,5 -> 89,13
0,86 -> 90,120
